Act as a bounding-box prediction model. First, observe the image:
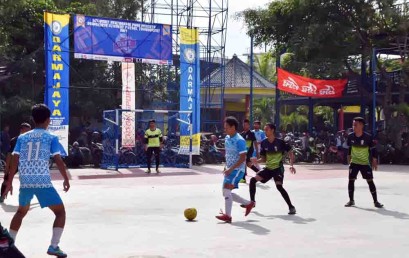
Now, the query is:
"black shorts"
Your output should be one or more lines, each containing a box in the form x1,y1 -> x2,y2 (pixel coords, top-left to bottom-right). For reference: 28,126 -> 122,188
349,163 -> 373,180
257,167 -> 284,183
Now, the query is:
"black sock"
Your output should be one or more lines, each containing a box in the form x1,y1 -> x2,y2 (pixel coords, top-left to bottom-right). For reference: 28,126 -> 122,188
249,177 -> 257,202
250,165 -> 259,173
367,180 -> 378,202
276,184 -> 293,208
348,180 -> 355,201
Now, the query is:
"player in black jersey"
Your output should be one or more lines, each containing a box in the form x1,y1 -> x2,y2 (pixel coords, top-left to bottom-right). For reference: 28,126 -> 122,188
240,119 -> 259,183
345,117 -> 383,208
243,123 -> 296,215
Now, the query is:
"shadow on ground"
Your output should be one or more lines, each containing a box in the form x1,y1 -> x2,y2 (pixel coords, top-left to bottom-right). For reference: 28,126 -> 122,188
252,211 -> 317,224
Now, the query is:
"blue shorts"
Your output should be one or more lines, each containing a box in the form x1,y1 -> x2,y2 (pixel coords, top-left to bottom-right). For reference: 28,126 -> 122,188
19,187 -> 63,208
223,169 -> 244,188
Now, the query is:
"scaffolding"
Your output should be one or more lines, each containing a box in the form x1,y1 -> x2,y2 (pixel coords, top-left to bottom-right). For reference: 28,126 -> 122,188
141,0 -> 228,132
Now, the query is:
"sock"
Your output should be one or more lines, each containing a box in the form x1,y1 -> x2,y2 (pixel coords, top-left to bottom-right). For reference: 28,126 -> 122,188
51,227 -> 64,248
155,155 -> 160,170
348,180 -> 355,201
223,189 -> 233,216
250,165 -> 259,173
367,181 -> 378,203
9,229 -> 17,241
231,192 -> 250,205
249,177 -> 257,202
276,184 -> 293,208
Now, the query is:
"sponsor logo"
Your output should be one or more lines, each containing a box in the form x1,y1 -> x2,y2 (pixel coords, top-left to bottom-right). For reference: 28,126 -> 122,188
301,83 -> 317,94
319,85 -> 336,95
184,48 -> 196,63
51,21 -> 62,35
283,77 -> 299,90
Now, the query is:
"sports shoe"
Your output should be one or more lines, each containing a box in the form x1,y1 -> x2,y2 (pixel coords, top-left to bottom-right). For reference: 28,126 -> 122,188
156,168 -> 161,174
215,210 -> 232,223
344,200 -> 355,207
374,202 -> 384,208
244,201 -> 255,216
239,179 -> 246,184
145,169 -> 151,174
47,245 -> 67,257
240,202 -> 256,208
0,196 -> 4,203
288,206 -> 296,215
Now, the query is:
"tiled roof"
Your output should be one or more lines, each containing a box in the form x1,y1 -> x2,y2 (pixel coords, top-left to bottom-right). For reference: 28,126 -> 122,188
201,54 -> 275,88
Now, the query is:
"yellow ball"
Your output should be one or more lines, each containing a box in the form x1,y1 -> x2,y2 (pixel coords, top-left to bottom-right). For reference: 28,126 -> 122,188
184,208 -> 197,221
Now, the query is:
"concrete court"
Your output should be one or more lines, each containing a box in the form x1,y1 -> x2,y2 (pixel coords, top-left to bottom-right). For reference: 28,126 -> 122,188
1,164 -> 409,258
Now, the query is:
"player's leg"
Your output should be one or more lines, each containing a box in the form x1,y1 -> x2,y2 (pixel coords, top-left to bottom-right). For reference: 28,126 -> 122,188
273,167 -> 296,214
361,165 -> 383,208
0,172 -> 9,203
153,147 -> 160,173
9,188 -> 33,241
249,169 -> 274,203
345,164 -> 359,207
36,187 -> 67,257
145,147 -> 153,173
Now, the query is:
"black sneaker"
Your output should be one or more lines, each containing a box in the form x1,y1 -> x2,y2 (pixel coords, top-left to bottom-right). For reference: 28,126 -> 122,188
344,200 -> 355,207
145,169 -> 151,174
288,206 -> 296,215
374,202 -> 384,208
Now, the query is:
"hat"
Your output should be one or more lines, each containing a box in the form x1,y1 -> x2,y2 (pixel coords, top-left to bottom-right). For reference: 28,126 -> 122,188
20,123 -> 31,129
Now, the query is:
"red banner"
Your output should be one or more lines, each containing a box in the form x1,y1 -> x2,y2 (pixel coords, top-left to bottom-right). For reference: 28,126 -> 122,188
277,68 -> 347,98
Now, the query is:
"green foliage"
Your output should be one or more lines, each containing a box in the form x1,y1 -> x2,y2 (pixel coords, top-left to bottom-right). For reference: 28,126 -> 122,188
253,97 -> 275,124
253,53 -> 276,81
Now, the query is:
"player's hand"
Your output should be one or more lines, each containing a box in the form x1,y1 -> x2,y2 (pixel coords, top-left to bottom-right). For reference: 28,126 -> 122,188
223,167 -> 232,176
144,145 -> 148,152
289,166 -> 296,174
2,181 -> 13,199
63,179 -> 70,192
160,143 -> 164,150
372,159 -> 378,171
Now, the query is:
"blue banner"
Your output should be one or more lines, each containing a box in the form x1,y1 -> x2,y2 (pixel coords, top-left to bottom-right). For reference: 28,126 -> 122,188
44,12 -> 70,155
179,28 -> 200,155
73,15 -> 172,64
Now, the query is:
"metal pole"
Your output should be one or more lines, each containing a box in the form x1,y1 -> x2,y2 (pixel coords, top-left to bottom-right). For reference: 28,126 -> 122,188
275,51 -> 281,128
189,115 -> 193,169
115,109 -> 119,171
371,48 -> 377,135
250,34 -> 254,124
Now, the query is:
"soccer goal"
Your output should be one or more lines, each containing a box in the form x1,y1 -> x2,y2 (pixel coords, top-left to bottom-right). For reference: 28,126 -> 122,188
101,109 -> 193,170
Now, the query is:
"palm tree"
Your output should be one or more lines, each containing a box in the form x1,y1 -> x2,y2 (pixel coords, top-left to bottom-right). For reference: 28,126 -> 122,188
253,53 -> 276,81
253,97 -> 275,124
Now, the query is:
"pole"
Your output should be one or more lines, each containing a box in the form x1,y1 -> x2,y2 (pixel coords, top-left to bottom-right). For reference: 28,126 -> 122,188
249,34 -> 254,125
275,51 -> 282,128
371,48 -> 377,136
115,109 -> 119,171
189,122 -> 193,169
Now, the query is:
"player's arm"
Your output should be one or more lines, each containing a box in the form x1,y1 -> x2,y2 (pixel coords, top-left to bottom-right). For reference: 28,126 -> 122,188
4,152 -> 12,174
144,131 -> 149,151
2,136 -> 21,198
51,137 -> 70,192
285,142 -> 296,174
54,155 -> 70,192
254,141 -> 259,158
159,130 -> 164,149
370,136 -> 378,171
347,135 -> 352,164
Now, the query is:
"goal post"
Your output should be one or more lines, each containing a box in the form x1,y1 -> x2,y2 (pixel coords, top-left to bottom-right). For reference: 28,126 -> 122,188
101,109 -> 194,170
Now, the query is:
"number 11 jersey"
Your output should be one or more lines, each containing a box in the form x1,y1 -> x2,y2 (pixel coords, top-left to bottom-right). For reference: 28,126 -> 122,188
12,128 -> 61,188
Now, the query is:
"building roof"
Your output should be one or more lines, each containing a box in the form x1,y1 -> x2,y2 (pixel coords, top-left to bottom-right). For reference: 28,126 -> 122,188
201,54 -> 275,89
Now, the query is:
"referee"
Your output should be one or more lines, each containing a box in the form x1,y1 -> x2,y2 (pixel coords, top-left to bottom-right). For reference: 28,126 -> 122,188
144,120 -> 163,174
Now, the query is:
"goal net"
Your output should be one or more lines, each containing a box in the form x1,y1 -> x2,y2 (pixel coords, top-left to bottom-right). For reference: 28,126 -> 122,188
101,109 -> 193,170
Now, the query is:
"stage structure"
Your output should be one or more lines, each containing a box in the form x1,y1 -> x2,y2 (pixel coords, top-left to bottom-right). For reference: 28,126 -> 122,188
141,0 -> 229,131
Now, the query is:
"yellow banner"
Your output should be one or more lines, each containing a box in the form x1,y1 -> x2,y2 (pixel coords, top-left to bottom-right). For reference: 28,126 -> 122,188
180,27 -> 199,44
44,12 -> 70,28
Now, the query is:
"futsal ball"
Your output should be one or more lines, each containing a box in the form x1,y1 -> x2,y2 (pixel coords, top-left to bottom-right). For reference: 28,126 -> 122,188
184,208 -> 197,221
